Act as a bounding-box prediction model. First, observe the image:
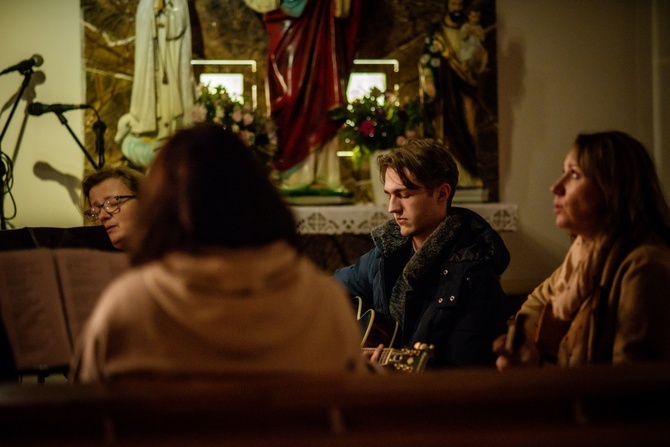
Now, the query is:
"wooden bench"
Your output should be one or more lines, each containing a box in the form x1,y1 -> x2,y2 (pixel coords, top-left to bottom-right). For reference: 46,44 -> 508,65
1,364 -> 669,446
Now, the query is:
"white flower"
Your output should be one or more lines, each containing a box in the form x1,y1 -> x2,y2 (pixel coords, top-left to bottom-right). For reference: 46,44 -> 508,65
430,58 -> 441,67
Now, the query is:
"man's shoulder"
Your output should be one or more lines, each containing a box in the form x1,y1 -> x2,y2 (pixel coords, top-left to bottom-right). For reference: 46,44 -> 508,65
439,207 -> 510,273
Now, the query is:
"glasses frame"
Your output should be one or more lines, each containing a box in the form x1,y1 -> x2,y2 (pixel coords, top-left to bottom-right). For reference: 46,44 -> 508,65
84,195 -> 135,222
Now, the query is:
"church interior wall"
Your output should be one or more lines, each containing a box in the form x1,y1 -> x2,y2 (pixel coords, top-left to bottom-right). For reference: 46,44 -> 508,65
0,0 -> 667,296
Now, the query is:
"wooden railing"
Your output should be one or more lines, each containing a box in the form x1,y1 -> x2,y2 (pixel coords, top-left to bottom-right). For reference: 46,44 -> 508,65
1,364 -> 669,446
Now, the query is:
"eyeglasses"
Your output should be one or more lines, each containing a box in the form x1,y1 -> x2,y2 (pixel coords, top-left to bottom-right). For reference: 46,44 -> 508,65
84,195 -> 135,222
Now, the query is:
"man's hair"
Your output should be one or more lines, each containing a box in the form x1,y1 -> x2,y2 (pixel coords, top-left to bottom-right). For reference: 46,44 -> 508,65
573,130 -> 670,245
128,122 -> 299,266
81,165 -> 144,208
376,138 -> 459,208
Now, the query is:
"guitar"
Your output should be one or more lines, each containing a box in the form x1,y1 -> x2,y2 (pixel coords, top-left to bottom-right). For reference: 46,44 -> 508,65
355,297 -> 434,372
534,301 -> 571,363
356,296 -> 399,349
505,302 -> 570,364
362,343 -> 434,373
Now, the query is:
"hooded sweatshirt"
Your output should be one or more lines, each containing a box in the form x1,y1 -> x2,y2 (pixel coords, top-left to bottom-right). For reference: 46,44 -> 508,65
71,241 -> 368,382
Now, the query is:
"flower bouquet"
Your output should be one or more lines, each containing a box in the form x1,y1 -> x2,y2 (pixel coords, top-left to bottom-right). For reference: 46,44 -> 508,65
330,87 -> 434,169
191,84 -> 278,169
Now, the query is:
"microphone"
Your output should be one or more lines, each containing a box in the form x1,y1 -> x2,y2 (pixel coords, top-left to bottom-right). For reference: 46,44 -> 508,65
0,54 -> 44,76
28,102 -> 91,116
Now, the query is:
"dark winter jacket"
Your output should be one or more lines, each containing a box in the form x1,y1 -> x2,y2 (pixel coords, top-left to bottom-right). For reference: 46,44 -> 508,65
334,207 -> 510,368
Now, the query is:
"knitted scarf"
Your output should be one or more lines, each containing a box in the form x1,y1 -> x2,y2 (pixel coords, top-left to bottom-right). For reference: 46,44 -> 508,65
550,235 -> 607,321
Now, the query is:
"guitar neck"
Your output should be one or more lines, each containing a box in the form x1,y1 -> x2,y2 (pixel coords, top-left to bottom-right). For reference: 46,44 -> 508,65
361,347 -> 399,365
362,344 -> 434,373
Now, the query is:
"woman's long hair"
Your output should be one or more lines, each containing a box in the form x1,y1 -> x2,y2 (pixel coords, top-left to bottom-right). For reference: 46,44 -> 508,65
128,123 -> 298,265
574,131 -> 670,246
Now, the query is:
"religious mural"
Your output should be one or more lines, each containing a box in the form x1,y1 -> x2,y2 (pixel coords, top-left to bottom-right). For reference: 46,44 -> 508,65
81,0 -> 498,200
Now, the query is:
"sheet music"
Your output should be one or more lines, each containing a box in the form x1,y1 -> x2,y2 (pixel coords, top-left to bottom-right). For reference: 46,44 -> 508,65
0,249 -> 71,371
54,249 -> 130,347
0,248 -> 130,373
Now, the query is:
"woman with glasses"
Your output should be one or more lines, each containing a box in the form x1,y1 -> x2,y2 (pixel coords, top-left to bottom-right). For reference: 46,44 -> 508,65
70,123 -> 369,381
81,166 -> 143,250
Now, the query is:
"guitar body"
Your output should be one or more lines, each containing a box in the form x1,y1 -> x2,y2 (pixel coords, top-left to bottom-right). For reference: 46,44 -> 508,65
534,301 -> 571,363
355,296 -> 399,348
354,297 -> 433,372
358,308 -> 399,349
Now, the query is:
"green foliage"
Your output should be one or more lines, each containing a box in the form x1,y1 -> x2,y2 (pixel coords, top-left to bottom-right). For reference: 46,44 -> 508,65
330,88 -> 435,168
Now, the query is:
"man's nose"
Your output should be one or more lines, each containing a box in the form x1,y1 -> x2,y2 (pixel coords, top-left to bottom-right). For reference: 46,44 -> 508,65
388,196 -> 400,213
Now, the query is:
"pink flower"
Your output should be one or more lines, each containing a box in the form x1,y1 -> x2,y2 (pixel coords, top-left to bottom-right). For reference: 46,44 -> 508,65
359,119 -> 376,137
190,104 -> 207,123
405,129 -> 417,139
396,136 -> 406,146
242,112 -> 254,126
238,130 -> 253,145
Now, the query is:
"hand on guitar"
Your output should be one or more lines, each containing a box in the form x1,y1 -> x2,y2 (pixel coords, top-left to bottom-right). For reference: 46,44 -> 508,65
492,314 -> 541,371
362,342 -> 434,373
364,343 -> 385,364
355,298 -> 433,372
363,344 -> 388,374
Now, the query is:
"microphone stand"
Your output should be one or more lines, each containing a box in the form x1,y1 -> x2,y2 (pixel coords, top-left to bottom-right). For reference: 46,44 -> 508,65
0,69 -> 33,230
53,112 -> 101,171
92,111 -> 106,169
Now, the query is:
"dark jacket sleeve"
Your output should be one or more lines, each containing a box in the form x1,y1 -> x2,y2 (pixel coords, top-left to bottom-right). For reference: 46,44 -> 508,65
333,247 -> 381,303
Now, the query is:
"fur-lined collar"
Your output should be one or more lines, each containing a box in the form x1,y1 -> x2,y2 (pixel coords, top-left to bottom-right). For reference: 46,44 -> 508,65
372,207 -> 510,282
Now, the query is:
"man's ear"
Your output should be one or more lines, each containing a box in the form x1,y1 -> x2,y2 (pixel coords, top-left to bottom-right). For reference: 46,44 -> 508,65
436,183 -> 451,203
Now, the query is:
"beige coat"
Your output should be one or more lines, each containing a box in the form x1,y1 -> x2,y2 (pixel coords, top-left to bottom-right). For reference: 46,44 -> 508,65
71,241 -> 368,381
519,240 -> 670,367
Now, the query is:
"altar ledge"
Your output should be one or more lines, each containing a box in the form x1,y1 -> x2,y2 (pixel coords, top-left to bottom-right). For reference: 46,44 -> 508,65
292,204 -> 518,235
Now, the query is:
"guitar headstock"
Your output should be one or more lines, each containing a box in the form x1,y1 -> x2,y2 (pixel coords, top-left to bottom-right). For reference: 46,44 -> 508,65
381,343 -> 434,373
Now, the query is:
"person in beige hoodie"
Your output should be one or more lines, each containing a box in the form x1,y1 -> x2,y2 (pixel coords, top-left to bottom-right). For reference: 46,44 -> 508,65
70,123 -> 369,382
